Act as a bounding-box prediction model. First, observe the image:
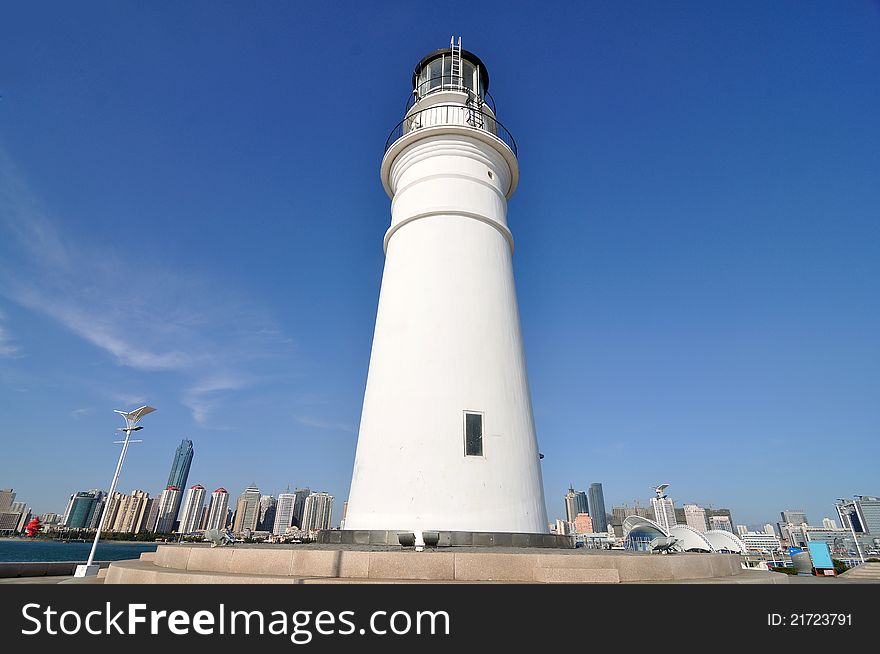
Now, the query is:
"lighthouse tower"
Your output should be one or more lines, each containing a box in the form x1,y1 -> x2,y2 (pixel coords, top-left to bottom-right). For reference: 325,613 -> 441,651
345,39 -> 548,536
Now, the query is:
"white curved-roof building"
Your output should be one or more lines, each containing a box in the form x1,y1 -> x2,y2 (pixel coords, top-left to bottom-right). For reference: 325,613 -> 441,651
704,529 -> 747,553
622,515 -> 669,551
622,515 -> 748,554
668,524 -> 714,552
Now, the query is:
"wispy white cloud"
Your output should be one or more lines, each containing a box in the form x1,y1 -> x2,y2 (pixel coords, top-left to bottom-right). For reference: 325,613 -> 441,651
0,146 -> 295,426
71,407 -> 93,419
0,315 -> 21,358
294,415 -> 356,433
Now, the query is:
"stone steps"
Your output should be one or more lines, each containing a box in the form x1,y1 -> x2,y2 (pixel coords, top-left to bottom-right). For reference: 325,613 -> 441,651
841,563 -> 880,579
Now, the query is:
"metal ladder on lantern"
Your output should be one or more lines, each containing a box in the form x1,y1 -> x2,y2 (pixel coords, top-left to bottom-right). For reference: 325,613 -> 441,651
450,36 -> 485,130
450,36 -> 463,90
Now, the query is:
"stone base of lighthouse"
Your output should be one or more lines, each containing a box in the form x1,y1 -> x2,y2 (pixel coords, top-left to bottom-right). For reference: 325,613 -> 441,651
317,529 -> 574,549
101,543 -> 762,584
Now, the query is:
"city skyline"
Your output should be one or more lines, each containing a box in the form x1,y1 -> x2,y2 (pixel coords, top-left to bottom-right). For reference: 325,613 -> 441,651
1,2 -> 878,527
2,470 -> 870,534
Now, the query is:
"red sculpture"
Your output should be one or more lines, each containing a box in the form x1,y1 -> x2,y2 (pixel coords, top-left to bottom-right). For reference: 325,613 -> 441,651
24,517 -> 41,537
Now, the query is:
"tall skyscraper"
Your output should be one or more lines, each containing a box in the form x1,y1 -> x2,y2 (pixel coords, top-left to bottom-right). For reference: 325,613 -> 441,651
232,485 -> 261,533
167,439 -> 194,489
273,492 -> 297,535
292,488 -> 310,528
178,485 -> 206,534
302,492 -> 333,532
154,486 -> 181,533
344,40 -> 548,535
683,504 -> 708,533
206,488 -> 229,531
564,487 -> 589,523
258,495 -> 277,531
165,439 -> 194,524
588,483 -> 607,533
763,523 -> 777,536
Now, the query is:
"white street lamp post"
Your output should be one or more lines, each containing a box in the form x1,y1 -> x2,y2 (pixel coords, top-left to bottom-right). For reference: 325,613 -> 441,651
74,406 -> 156,578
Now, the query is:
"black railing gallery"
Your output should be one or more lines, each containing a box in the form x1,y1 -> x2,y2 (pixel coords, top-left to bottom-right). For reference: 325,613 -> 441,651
384,103 -> 518,156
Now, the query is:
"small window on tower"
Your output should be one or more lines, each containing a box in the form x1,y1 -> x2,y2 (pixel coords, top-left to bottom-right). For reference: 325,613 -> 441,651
464,412 -> 483,457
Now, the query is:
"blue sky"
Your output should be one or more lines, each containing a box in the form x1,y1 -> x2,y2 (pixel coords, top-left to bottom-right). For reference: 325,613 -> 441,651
1,1 -> 878,528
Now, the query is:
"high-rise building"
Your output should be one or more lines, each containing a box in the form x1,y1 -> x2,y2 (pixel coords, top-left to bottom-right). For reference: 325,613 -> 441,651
709,515 -> 734,533
111,490 -> 150,533
0,489 -> 14,513
165,439 -> 194,524
167,439 -> 194,489
564,487 -> 589,523
143,498 -> 159,532
205,488 -> 229,531
344,40 -> 548,535
822,517 -> 839,530
178,485 -> 206,534
302,492 -> 333,532
64,491 -> 102,529
682,504 -> 708,533
232,485 -> 261,534
853,496 -> 880,534
101,492 -> 126,531
781,509 -> 807,526
763,523 -> 777,536
651,497 -> 676,531
704,507 -> 735,529
587,483 -> 607,533
273,492 -> 297,535
87,490 -> 107,530
292,488 -> 310,528
258,495 -> 277,531
154,486 -> 182,533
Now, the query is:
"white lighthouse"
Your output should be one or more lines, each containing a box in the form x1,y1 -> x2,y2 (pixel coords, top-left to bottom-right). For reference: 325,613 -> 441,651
345,39 -> 548,535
